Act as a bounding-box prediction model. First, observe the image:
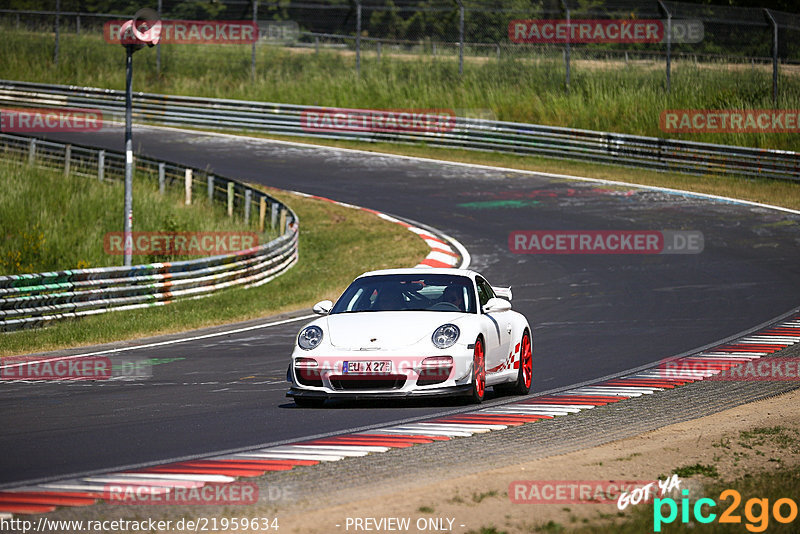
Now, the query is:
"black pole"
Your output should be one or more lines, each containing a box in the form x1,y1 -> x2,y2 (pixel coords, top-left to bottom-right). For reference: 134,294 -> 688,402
560,0 -> 570,92
156,0 -> 162,75
458,0 -> 464,76
54,0 -> 60,65
356,0 -> 361,76
764,9 -> 779,106
123,45 -> 134,267
657,0 -> 671,93
251,0 -> 258,81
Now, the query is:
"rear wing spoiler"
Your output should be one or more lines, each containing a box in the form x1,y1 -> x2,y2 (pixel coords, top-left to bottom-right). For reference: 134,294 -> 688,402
492,286 -> 512,301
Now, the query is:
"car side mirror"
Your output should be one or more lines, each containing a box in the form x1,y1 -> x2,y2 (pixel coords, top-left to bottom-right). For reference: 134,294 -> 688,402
312,300 -> 333,315
483,297 -> 511,313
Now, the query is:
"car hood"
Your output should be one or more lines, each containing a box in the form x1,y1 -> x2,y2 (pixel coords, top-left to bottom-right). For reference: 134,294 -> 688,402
325,311 -> 465,350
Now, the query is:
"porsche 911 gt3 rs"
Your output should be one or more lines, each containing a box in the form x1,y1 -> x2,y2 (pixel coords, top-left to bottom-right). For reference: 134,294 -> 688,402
286,268 -> 533,407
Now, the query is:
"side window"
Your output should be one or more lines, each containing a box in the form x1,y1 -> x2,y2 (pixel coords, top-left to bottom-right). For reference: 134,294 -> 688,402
475,277 -> 495,309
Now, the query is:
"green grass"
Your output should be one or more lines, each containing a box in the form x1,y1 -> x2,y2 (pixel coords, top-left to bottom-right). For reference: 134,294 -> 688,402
2,27 -> 799,151
0,167 -> 430,356
672,463 -> 720,479
0,159 -> 275,274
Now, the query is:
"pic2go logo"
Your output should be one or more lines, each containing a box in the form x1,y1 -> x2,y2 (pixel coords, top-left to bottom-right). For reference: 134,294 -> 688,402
654,489 -> 799,532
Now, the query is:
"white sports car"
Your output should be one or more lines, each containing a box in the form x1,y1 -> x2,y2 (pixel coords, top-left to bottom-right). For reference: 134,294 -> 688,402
287,268 -> 533,407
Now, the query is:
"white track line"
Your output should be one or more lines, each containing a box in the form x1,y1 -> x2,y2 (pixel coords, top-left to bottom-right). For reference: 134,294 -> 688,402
104,473 -> 236,484
82,476 -> 203,488
0,314 -> 315,370
223,452 -> 346,462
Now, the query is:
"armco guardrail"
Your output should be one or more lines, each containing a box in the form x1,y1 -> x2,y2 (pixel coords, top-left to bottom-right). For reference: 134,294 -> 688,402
0,132 -> 298,332
1,79 -> 798,181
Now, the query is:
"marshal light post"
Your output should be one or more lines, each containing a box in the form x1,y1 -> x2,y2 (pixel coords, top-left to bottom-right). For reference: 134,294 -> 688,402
118,9 -> 160,266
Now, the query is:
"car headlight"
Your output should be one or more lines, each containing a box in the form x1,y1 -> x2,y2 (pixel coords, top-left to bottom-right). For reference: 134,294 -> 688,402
298,326 -> 323,350
431,324 -> 460,349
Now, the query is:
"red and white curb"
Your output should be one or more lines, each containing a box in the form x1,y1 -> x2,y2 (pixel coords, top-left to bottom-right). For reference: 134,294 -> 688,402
290,192 -> 466,269
1,314 -> 797,517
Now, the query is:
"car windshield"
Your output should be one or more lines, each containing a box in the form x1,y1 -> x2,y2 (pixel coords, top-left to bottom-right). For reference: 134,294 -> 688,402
330,274 -> 477,314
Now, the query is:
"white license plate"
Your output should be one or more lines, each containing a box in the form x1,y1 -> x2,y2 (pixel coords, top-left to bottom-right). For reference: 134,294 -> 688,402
343,360 -> 392,374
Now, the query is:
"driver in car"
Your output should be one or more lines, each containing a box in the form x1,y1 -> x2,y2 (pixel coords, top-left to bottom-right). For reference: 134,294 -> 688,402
441,285 -> 465,312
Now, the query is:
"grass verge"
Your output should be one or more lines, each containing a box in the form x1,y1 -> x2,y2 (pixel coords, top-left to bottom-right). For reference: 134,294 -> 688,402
0,159 -> 276,274
0,169 -> 430,356
1,28 -> 799,151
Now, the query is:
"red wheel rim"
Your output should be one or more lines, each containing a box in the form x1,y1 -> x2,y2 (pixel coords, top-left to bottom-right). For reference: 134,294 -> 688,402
474,339 -> 485,397
521,333 -> 532,389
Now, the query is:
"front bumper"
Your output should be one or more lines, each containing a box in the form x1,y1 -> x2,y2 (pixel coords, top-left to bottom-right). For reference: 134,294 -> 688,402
287,350 -> 474,398
286,384 -> 474,400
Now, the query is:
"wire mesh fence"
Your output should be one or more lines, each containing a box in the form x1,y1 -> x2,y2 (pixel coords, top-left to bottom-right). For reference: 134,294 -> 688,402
2,1 -> 798,75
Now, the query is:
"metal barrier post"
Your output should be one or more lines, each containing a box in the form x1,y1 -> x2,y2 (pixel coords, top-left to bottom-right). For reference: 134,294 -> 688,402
259,196 -> 267,232
158,162 -> 165,194
28,138 -> 35,165
98,150 -> 105,181
184,168 -> 192,205
207,174 -> 214,202
227,182 -> 235,216
244,189 -> 252,224
64,144 -> 71,176
271,201 -> 278,230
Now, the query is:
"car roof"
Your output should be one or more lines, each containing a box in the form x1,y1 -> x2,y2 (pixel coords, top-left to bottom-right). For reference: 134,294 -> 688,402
356,267 -> 480,280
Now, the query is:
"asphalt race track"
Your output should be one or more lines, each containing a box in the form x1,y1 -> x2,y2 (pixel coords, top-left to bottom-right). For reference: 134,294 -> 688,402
1,125 -> 798,487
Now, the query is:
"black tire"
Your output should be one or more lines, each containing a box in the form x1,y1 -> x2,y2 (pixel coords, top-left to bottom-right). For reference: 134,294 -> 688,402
293,396 -> 326,408
495,330 -> 533,396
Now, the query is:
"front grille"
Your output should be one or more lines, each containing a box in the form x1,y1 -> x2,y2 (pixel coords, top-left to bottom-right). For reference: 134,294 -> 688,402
329,374 -> 406,390
295,368 -> 323,387
416,366 -> 450,386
